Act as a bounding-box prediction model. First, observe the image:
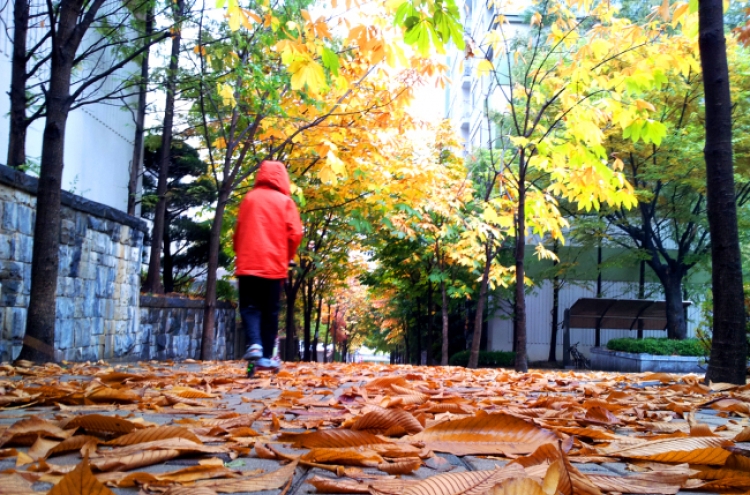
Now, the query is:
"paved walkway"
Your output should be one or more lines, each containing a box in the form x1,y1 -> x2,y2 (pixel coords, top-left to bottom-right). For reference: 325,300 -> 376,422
0,361 -> 737,494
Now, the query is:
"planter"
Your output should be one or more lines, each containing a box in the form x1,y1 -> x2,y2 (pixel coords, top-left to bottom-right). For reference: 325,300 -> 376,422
589,346 -> 705,373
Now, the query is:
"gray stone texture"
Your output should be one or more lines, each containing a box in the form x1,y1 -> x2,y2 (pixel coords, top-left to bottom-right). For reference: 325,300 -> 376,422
0,165 -> 238,362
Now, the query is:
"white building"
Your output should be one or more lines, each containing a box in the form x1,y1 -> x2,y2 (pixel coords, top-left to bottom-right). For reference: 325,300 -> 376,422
0,4 -> 141,213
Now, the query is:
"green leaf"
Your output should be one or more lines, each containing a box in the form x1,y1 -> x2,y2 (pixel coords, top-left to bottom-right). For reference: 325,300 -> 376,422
321,47 -> 340,76
216,0 -> 226,8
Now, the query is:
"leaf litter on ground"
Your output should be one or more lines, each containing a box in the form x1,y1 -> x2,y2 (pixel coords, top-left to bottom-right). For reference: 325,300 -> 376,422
0,361 -> 748,493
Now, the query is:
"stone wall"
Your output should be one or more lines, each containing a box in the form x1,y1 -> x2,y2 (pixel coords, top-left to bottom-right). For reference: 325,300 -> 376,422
138,296 -> 238,361
0,165 -> 146,361
0,164 -> 239,362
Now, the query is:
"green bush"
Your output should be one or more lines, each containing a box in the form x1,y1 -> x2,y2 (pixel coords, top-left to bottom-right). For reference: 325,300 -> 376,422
449,350 -> 516,367
606,337 -> 704,356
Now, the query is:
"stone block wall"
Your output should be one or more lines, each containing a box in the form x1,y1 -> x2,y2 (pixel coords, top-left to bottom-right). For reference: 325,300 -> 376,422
138,296 -> 237,361
0,164 -> 145,361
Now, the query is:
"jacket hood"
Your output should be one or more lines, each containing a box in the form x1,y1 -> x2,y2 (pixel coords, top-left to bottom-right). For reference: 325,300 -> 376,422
254,160 -> 291,196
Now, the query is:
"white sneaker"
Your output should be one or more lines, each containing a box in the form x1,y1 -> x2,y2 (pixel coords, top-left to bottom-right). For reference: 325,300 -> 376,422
242,344 -> 263,360
256,357 -> 281,372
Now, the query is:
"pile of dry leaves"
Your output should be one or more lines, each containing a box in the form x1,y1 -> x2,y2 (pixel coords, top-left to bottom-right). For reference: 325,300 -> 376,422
0,360 -> 748,494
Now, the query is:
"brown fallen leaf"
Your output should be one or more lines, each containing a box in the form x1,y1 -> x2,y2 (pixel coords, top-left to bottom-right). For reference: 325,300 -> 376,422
351,406 -> 423,435
105,425 -> 202,446
90,449 -> 182,471
162,488 -> 220,495
301,447 -> 384,467
278,429 -> 390,448
94,437 -> 225,457
48,458 -> 116,495
46,435 -> 101,458
0,416 -> 71,447
604,437 -> 732,465
195,459 -> 298,492
86,387 -> 141,403
377,458 -> 421,474
489,477 -> 548,495
0,473 -> 37,495
66,414 -> 137,435
412,413 -> 558,456
400,464 -> 527,495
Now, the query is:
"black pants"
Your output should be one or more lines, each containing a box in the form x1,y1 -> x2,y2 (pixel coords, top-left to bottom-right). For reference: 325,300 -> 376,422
238,276 -> 281,359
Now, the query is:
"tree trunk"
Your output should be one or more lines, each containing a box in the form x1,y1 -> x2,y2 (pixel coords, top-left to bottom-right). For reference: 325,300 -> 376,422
427,280 -> 434,364
144,0 -> 183,294
637,260 -> 645,339
127,7 -> 153,215
312,291 -> 323,362
699,0 -> 748,384
303,277 -> 313,361
323,303 -> 331,363
548,241 -> 559,363
7,0 -> 30,168
199,188 -> 229,360
162,222 -> 174,293
18,2 -> 79,362
285,278 -> 298,362
514,160 -> 528,373
331,307 -> 337,362
416,297 -> 423,364
441,278 -> 449,365
661,270 -> 687,340
468,241 -> 492,369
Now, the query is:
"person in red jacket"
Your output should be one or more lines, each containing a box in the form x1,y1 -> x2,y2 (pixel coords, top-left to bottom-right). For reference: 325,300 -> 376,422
234,160 -> 303,370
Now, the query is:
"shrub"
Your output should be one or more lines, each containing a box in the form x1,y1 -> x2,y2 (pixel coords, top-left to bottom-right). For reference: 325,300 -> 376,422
606,337 -> 704,356
449,350 -> 516,367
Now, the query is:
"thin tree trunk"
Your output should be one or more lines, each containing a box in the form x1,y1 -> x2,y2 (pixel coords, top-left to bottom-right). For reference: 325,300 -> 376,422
199,188 -> 229,360
441,278 -> 449,365
323,303 -> 331,363
700,0 -> 747,384
7,0 -> 30,168
162,222 -> 174,293
312,291 -> 323,362
285,279 -> 298,362
403,320 -> 410,364
127,7 -> 153,215
514,159 -> 528,373
331,307 -> 338,363
595,238 -> 602,347
18,0 -> 80,362
303,277 -> 313,361
416,297 -> 423,364
468,240 -> 492,369
661,271 -> 687,340
637,260 -> 645,339
144,0 -> 183,294
548,240 -> 559,363
427,280 -> 434,364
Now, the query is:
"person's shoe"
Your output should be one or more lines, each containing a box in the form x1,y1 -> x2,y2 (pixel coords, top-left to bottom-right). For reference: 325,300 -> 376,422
256,357 -> 281,373
242,344 -> 263,360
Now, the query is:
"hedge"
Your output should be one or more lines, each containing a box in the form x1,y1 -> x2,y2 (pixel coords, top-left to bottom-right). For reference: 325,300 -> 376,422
606,337 -> 704,356
449,350 -> 516,367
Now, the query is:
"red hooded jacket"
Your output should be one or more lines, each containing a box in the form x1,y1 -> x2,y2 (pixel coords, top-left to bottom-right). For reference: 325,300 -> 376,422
234,160 -> 303,279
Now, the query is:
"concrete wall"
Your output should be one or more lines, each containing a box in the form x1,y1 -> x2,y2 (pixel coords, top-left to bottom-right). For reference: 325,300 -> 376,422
0,164 -> 238,362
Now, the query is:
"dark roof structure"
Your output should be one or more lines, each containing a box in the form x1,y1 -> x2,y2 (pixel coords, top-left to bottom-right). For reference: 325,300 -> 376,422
567,298 -> 692,331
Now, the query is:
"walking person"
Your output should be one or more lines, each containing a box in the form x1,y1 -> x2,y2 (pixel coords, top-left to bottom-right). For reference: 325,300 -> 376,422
234,160 -> 303,373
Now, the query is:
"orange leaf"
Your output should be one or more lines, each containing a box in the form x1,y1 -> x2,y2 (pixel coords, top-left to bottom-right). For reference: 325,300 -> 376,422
301,447 -> 385,467
351,406 -> 423,435
377,458 -> 421,474
48,458 -> 116,495
0,416 -> 70,447
47,436 -> 100,458
606,437 -> 732,464
278,429 -> 390,448
195,459 -> 298,491
412,413 -> 558,456
66,414 -> 137,435
105,425 -> 202,446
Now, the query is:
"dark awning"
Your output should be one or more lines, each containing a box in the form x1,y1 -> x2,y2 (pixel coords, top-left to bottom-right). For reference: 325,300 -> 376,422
568,298 -> 692,331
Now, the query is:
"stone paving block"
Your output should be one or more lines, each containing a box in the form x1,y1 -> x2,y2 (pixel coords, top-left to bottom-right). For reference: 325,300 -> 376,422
463,455 -> 507,471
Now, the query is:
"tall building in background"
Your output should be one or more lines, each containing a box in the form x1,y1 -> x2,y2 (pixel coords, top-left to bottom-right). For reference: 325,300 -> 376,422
444,0 -> 528,155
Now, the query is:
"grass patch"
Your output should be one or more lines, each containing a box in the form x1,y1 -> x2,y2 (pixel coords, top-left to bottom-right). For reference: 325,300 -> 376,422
606,337 -> 704,357
449,350 -> 516,367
